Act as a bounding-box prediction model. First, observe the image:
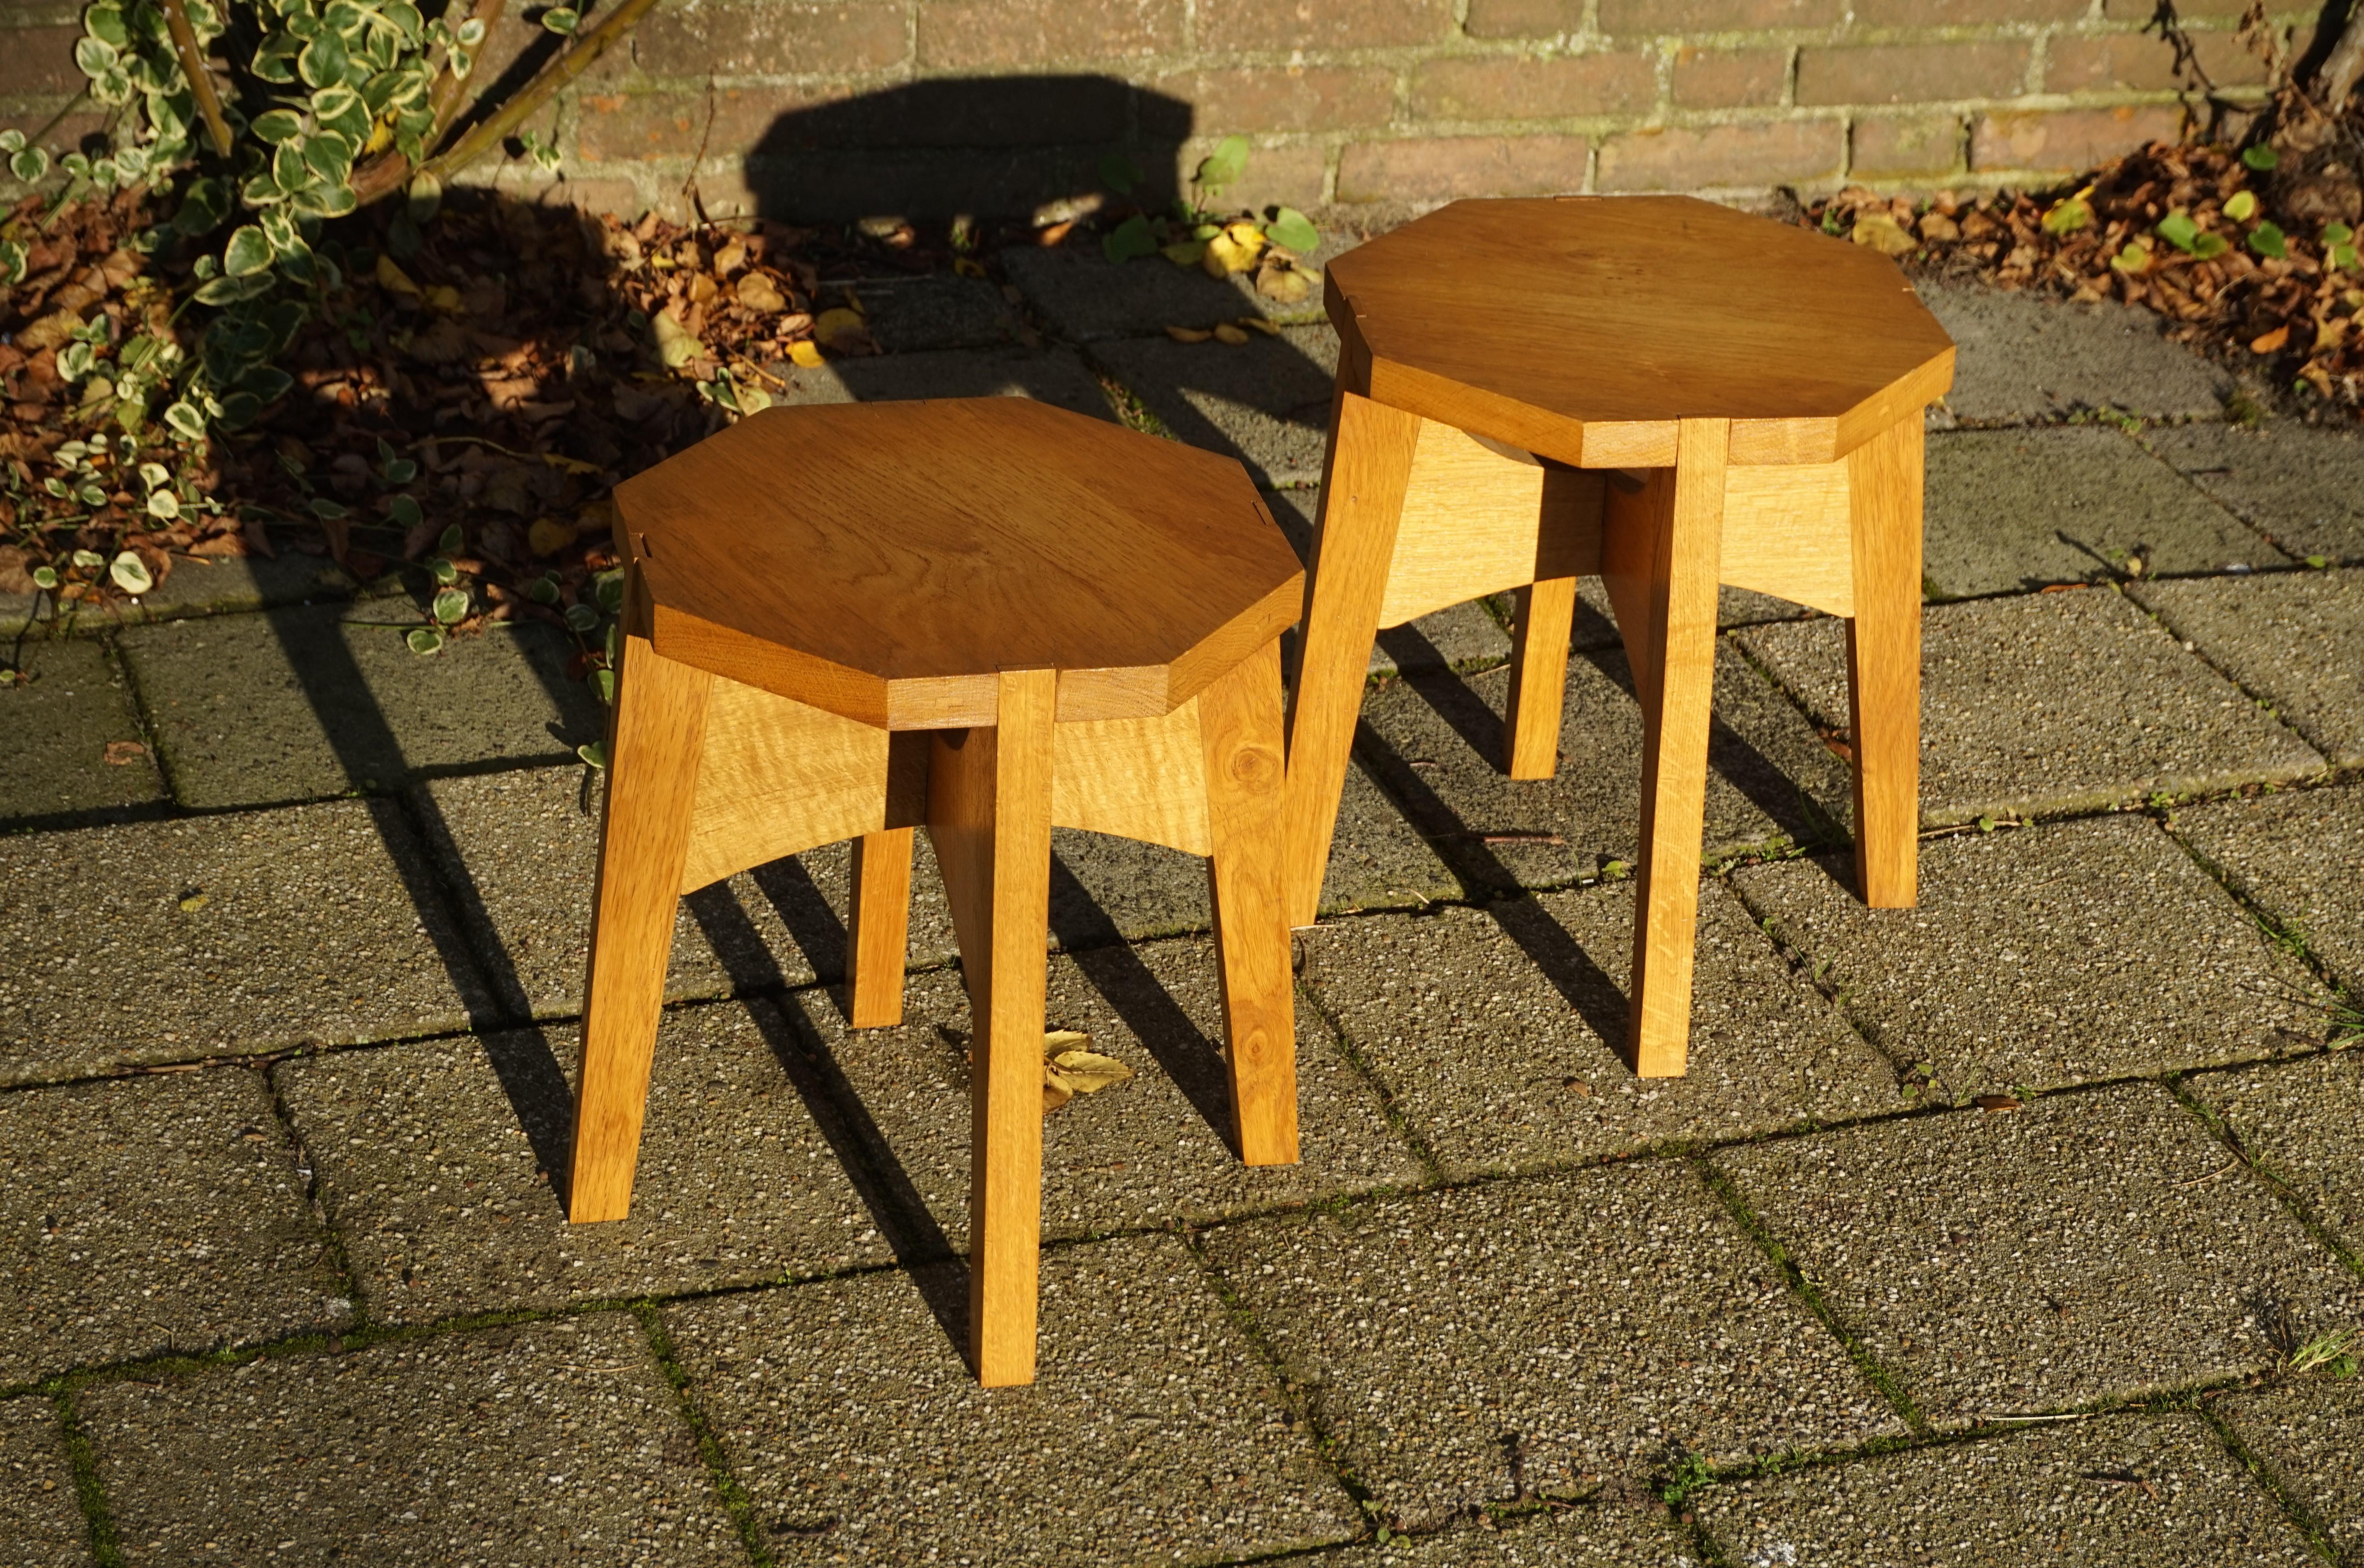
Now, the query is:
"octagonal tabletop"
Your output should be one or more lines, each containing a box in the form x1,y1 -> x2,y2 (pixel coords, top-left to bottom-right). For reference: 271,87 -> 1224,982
1325,196 -> 1956,469
611,398 -> 1304,730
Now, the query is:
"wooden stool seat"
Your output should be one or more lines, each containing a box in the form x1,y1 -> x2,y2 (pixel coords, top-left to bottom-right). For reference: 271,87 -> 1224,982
1286,195 -> 1955,1078
573,399 -> 1305,1386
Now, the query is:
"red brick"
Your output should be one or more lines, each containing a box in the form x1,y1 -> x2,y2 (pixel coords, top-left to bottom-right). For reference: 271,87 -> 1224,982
2101,0 -> 2302,16
1409,52 -> 1657,121
2045,30 -> 2267,93
1598,0 -> 1841,37
1153,66 -> 1397,133
633,2 -> 908,78
1795,41 -> 2030,105
1852,0 -> 2084,22
1970,103 -> 2190,173
1335,133 -> 1588,203
575,88 -> 813,162
918,0 -> 1182,69
1174,139 -> 1329,210
1464,0 -> 1582,38
1597,117 -> 1843,190
0,26 -> 89,99
1852,112 -> 1965,178
1197,0 -> 1452,52
550,176 -> 650,219
1672,47 -> 1788,108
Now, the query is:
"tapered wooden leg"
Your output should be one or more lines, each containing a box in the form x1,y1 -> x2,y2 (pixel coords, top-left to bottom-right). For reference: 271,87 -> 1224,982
1600,420 -> 1728,1079
927,669 -> 1057,1387
846,828 -> 914,1027
1502,575 -> 1578,779
572,632 -> 713,1223
1845,417 -> 1923,909
1281,391 -> 1423,927
1198,637 -> 1297,1166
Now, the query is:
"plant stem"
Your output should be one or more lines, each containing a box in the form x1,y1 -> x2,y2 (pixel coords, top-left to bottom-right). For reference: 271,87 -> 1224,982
160,0 -> 233,159
418,0 -> 661,184
426,0 -> 509,138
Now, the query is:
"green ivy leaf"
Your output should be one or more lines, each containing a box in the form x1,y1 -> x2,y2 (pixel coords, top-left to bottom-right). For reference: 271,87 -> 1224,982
540,6 -> 579,31
298,28 -> 348,87
2154,210 -> 2200,253
2223,190 -> 2258,223
85,5 -> 129,47
433,587 -> 469,624
1102,213 -> 1157,264
10,147 -> 50,184
194,272 -> 274,304
2325,221 -> 2355,246
2190,231 -> 2230,260
223,224 -> 275,276
407,626 -> 444,655
310,497 -> 351,520
406,169 -> 442,223
576,742 -> 606,769
563,601 -> 599,631
1195,134 -> 1249,195
73,35 -> 120,75
252,108 -> 305,143
1266,206 -> 1319,253
2240,143 -> 2279,172
2248,220 -> 2286,258
388,494 -> 422,527
238,364 -> 294,402
109,550 -> 154,594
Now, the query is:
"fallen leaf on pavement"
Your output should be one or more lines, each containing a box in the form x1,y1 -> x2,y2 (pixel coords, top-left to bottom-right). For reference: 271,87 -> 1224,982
1165,325 -> 1212,343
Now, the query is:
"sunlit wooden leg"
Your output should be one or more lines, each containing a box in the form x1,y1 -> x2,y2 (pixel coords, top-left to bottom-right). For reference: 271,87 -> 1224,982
927,670 -> 1056,1387
846,828 -> 914,1027
572,631 -> 713,1223
1281,391 -> 1422,927
1502,575 -> 1578,779
1845,417 -> 1922,909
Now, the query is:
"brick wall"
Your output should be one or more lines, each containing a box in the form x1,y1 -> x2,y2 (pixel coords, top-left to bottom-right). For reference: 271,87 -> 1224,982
0,0 -> 2336,223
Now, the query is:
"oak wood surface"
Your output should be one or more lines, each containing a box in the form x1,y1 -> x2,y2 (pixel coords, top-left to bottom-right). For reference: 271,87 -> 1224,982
1051,695 -> 1212,855
847,828 -> 914,1028
1844,416 -> 1924,908
1503,575 -> 1578,779
1379,420 -> 1604,628
1719,459 -> 1857,618
678,673 -> 891,894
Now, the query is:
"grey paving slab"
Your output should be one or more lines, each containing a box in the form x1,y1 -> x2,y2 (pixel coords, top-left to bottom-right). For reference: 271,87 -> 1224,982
1001,236 -> 1346,341
2135,568 -> 2364,768
1094,324 -> 1338,487
665,1233 -> 1361,1565
83,1314 -> 743,1564
2172,785 -> 2364,989
1715,1081 -> 2364,1426
274,999 -> 893,1324
1298,881 -> 1903,1181
1320,757 -> 1471,913
0,635 -> 164,826
1267,488 -> 1512,677
764,343 -> 1117,422
2217,1375 -> 2364,1567
852,272 -> 1019,352
2145,418 -> 2364,566
1570,577 -> 1812,644
1356,642 -> 1852,892
1739,587 -> 2325,829
2189,1051 -> 2364,1264
1203,1165 -> 1905,1525
1917,280 -> 2234,423
1343,1506 -> 1696,1566
0,1397 -> 91,1566
1696,1414 -> 2318,1567
785,944 -> 1419,1253
119,603 -> 603,809
0,551 -> 368,639
0,800 -> 492,1084
1730,814 -> 2327,1101
0,1068 -> 346,1386
1923,426 -> 2277,596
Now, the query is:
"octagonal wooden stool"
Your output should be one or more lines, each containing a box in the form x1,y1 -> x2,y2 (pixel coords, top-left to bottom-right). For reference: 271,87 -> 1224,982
1285,196 -> 1956,1079
570,398 -> 1305,1386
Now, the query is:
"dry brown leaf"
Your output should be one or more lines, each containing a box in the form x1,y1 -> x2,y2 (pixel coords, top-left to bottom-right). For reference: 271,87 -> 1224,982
1212,322 -> 1250,345
102,739 -> 146,765
528,517 -> 577,557
1852,213 -> 1917,256
814,307 -> 875,354
1235,316 -> 1281,336
735,272 -> 787,313
1255,261 -> 1311,303
1165,325 -> 1213,343
374,254 -> 421,296
1040,1030 -> 1134,1113
1972,1094 -> 2022,1112
712,238 -> 748,276
2251,324 -> 2291,353
1203,222 -> 1265,277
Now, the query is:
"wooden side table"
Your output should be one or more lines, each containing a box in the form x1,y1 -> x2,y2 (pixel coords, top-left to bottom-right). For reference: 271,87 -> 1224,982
1283,196 -> 1956,1079
572,399 -> 1305,1386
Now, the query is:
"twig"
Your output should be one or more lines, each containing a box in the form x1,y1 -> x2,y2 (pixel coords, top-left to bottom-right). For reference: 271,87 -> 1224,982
428,0 -> 509,140
2176,1158 -> 2242,1188
160,0 -> 233,158
419,0 -> 663,187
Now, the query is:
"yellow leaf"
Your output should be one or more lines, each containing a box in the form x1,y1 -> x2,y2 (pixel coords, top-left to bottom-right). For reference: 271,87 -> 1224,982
364,117 -> 395,156
953,256 -> 988,278
528,516 -> 577,557
787,340 -> 825,368
815,306 -> 873,353
424,285 -> 464,314
711,238 -> 747,276
1165,324 -> 1213,342
1212,322 -> 1250,344
1046,1050 -> 1134,1095
2251,323 -> 2290,353
374,254 -> 420,296
1254,262 -> 1310,303
1042,1080 -> 1072,1114
1851,213 -> 1917,256
2224,190 -> 2258,222
735,272 -> 787,312
1162,239 -> 1209,268
654,309 -> 701,370
178,892 -> 208,913
1202,225 -> 1264,276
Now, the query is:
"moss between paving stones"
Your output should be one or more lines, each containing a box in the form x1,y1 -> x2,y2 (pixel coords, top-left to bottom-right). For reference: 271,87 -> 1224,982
0,636 -> 165,829
1355,642 -> 1849,892
2187,1052 -> 2364,1262
1201,1163 -> 1906,1528
2143,420 -> 2364,567
1739,587 -> 2325,829
1914,281 -> 2234,423
1093,324 -> 1339,488
2135,569 -> 2364,769
1694,1413 -> 2318,1566
273,999 -> 896,1324
0,1069 -> 347,1387
1922,427 -> 2277,598
2214,1376 -> 2364,1566
1712,1082 -> 2364,1429
1298,881 -> 1904,1181
0,799 -> 493,1084
0,1396 -> 97,1565
81,1314 -> 744,1562
1343,1504 -> 1698,1565
2170,785 -> 2364,992
1733,815 -> 2328,1101
764,343 -> 1118,421
664,1232 -> 1361,1566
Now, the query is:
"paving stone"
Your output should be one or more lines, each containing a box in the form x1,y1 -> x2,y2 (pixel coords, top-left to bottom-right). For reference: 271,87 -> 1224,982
2216,1376 -> 2364,1567
783,944 -> 1418,1255
0,800 -> 492,1084
1001,235 -> 1347,341
1714,1081 -> 2364,1426
0,1397 -> 90,1565
1696,1414 -> 2318,1566
0,635 -> 164,827
1267,488 -> 1512,677
763,343 -> 1117,422
2135,568 -> 2364,767
0,551 -> 370,639
0,1069 -> 346,1386
1917,280 -> 2234,423
854,272 -> 1019,352
666,1233 -> 1360,1564
1204,1165 -> 1903,1524
119,603 -> 603,809
1738,588 -> 2325,828
1922,427 -> 2276,596
2144,418 -> 2364,566
83,1314 -> 743,1564
2188,1051 -> 2364,1264
1095,324 -> 1338,487
2171,785 -> 2364,989
1346,1505 -> 1697,1566
1299,881 -> 1902,1181
1730,814 -> 2327,1102
274,999 -> 894,1323
1355,642 -> 1851,892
